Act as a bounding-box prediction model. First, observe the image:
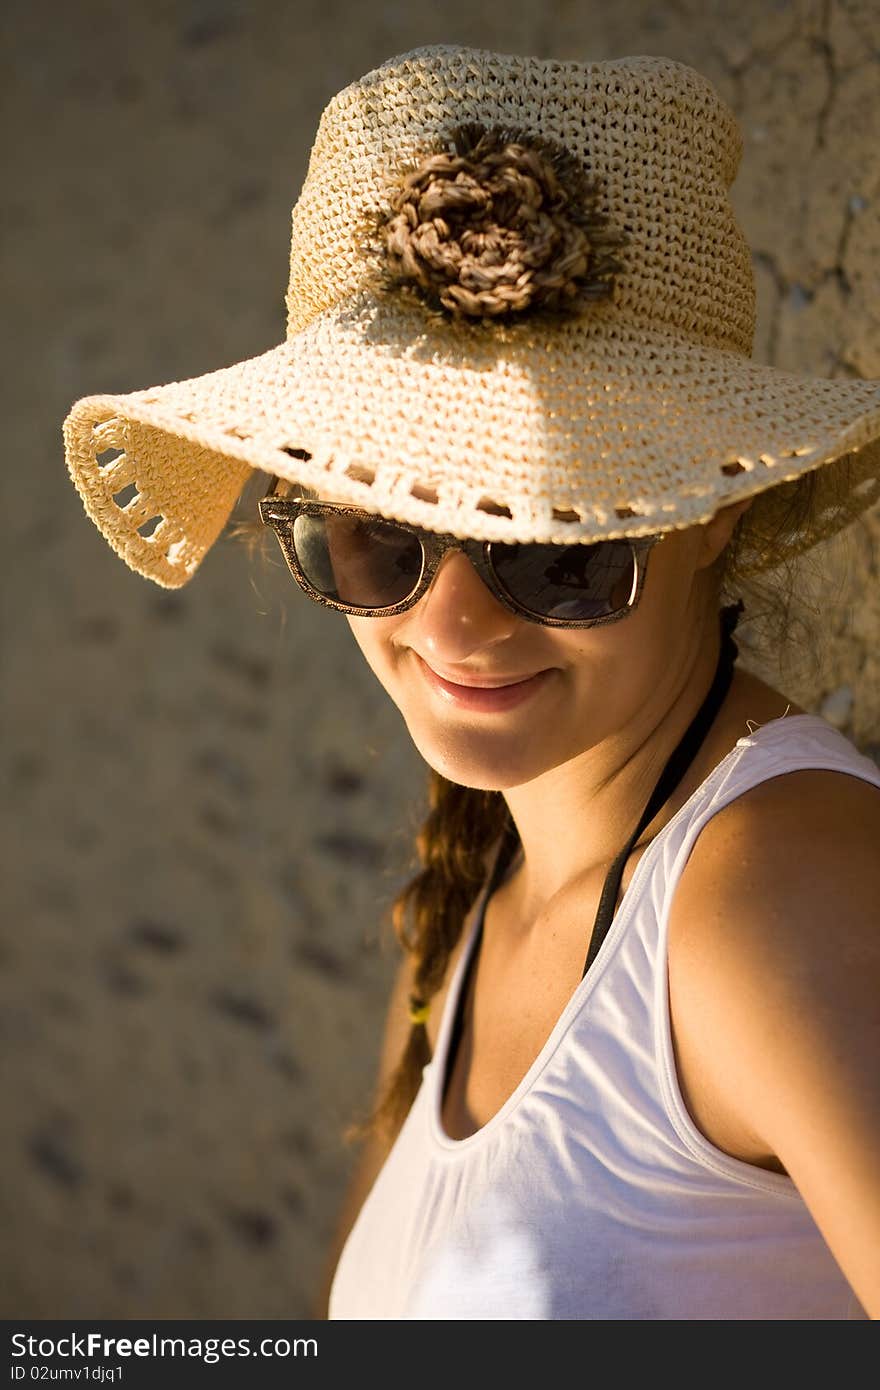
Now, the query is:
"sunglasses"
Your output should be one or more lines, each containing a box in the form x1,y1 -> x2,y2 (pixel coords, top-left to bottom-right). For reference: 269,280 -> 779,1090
257,478 -> 663,629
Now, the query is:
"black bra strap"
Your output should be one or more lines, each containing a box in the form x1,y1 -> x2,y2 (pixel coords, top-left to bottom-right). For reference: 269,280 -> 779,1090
581,598 -> 744,975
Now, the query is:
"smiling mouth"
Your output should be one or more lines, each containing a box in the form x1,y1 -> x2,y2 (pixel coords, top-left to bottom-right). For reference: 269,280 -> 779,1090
421,662 -> 547,689
413,653 -> 554,711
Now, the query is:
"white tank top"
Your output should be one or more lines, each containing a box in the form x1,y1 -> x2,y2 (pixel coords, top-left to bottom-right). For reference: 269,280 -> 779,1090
329,713 -> 880,1320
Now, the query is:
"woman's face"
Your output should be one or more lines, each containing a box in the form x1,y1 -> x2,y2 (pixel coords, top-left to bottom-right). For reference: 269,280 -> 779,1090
340,503 -> 748,792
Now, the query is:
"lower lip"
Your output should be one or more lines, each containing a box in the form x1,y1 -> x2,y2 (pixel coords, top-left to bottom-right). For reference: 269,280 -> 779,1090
415,654 -> 553,712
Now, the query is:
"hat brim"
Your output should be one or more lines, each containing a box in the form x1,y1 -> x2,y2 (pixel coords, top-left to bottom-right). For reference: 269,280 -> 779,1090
64,290 -> 880,588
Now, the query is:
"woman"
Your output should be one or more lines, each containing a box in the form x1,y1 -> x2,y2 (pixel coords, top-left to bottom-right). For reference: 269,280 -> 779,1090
64,45 -> 880,1318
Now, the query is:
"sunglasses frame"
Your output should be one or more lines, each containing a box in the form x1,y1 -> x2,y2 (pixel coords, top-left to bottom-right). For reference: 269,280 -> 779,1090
257,477 -> 664,630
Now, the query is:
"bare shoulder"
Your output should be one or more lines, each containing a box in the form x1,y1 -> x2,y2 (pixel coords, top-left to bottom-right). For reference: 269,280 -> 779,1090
667,759 -> 880,1310
670,762 -> 880,1002
682,758 -> 879,897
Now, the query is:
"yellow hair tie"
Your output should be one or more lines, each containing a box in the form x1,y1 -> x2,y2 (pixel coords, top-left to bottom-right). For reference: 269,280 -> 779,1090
408,994 -> 430,1026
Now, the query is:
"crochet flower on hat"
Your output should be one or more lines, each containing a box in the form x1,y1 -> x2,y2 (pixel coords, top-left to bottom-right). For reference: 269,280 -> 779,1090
361,122 -> 628,323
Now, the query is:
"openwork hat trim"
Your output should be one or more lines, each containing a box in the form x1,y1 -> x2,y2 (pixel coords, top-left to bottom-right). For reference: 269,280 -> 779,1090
63,327 -> 880,589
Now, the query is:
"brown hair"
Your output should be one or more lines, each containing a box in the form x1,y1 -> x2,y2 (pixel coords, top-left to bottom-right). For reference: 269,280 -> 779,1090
225,458 -> 861,1150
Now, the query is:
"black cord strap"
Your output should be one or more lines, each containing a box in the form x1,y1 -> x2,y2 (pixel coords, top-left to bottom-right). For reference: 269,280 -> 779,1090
580,599 -> 744,976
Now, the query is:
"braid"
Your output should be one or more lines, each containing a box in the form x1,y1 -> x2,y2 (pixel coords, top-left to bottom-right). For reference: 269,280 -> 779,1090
344,771 -> 509,1148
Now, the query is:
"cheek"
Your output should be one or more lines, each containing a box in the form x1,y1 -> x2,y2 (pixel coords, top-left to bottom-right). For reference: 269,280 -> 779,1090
553,536 -> 701,700
344,613 -> 405,693
618,531 -> 705,669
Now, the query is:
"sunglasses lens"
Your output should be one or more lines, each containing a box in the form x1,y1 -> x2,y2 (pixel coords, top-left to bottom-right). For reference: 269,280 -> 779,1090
291,511 -> 424,610
490,539 -> 637,621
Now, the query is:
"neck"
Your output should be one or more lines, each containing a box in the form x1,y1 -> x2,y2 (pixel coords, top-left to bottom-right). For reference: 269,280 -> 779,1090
499,606 -> 727,923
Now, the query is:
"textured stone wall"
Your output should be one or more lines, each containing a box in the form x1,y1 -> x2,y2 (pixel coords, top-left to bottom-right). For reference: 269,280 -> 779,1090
3,0 -> 878,1317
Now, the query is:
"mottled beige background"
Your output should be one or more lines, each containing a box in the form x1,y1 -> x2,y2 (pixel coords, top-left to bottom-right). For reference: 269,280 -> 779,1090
3,0 -> 878,1319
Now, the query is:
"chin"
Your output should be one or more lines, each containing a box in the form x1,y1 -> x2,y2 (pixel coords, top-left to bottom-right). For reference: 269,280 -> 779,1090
403,714 -> 554,792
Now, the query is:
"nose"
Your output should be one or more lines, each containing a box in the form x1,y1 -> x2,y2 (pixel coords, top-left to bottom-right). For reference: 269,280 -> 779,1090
411,548 -> 519,664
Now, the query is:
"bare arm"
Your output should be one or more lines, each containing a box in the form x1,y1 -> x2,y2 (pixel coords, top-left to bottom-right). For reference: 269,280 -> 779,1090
669,768 -> 880,1317
309,948 -> 417,1318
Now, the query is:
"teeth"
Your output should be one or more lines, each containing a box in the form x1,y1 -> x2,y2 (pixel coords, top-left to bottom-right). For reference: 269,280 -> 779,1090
445,672 -> 535,688
417,653 -> 542,688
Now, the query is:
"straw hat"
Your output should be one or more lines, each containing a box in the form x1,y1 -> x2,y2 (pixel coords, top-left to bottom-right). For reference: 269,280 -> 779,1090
63,43 -> 880,590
